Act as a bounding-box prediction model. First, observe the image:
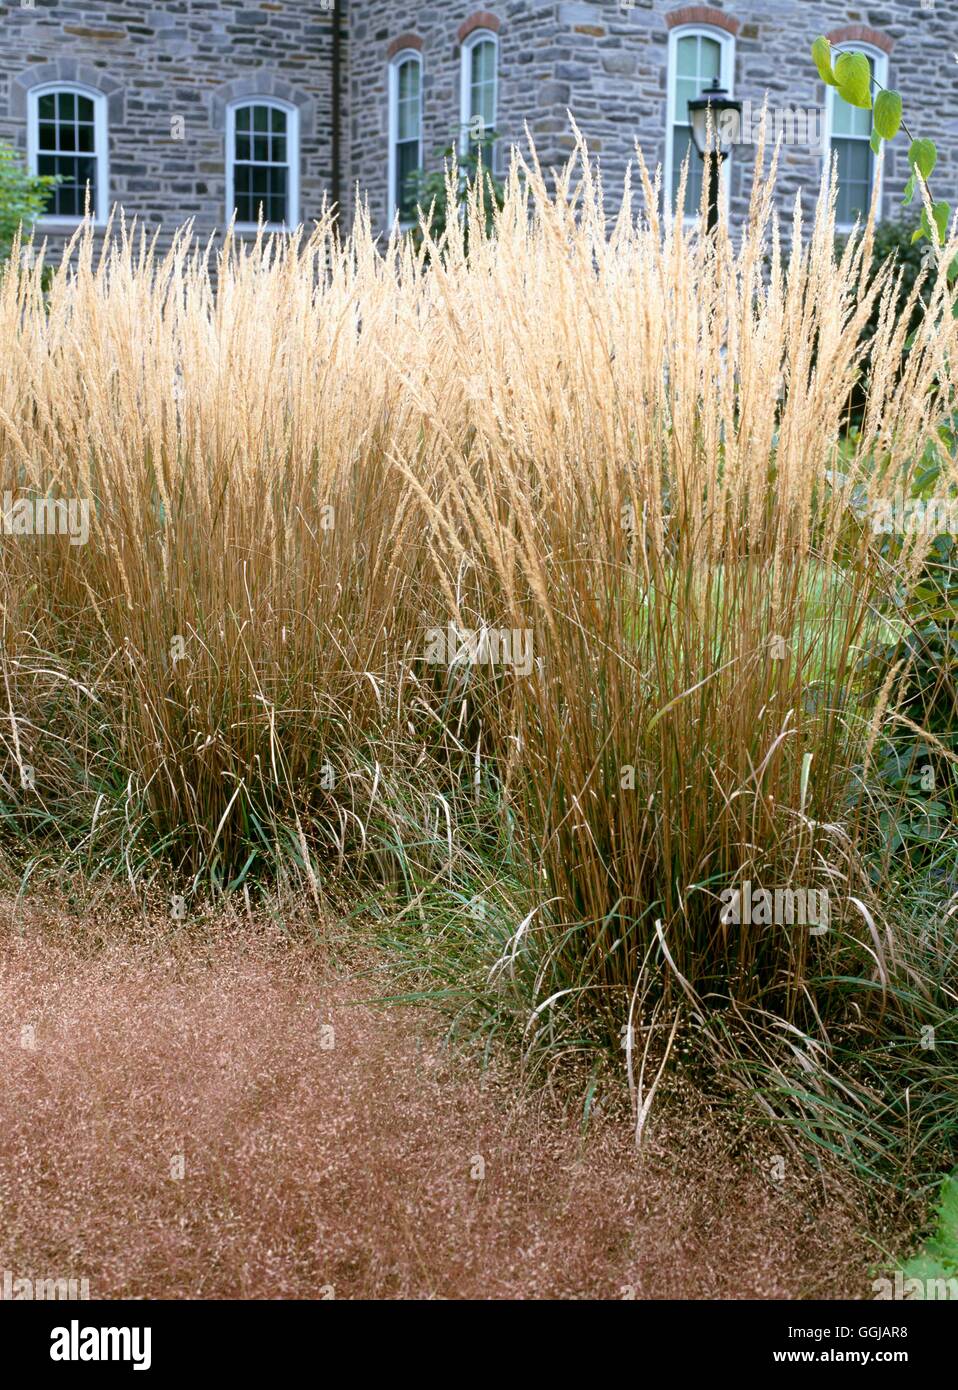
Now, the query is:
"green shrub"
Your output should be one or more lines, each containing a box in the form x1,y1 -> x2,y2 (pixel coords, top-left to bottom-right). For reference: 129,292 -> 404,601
899,1172 -> 958,1295
837,217 -> 927,421
863,419 -> 958,876
406,132 -> 505,255
0,140 -> 59,263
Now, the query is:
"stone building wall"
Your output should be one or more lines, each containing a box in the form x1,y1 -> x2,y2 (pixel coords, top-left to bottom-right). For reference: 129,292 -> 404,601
0,0 -> 338,249
351,0 -> 957,233
0,0 -> 954,247
345,1 -> 563,231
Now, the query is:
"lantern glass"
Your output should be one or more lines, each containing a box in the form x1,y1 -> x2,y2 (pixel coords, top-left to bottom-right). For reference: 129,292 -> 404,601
687,81 -> 742,158
690,101 -> 712,157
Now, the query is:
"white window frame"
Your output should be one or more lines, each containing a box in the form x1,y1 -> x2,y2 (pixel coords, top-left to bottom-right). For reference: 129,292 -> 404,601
459,29 -> 499,169
822,43 -> 888,232
226,97 -> 300,231
27,82 -> 109,227
664,24 -> 735,224
388,48 -> 423,228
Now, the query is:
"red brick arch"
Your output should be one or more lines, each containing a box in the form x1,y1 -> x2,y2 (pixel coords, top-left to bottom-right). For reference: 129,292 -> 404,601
458,12 -> 502,44
665,6 -> 740,36
386,33 -> 423,60
825,24 -> 894,54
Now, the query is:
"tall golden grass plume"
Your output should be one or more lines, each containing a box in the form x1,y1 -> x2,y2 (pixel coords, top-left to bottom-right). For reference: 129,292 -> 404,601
0,131 -> 955,1021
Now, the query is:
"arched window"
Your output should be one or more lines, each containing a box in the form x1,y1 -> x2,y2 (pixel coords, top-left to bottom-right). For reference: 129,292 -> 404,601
460,29 -> 498,167
388,50 -> 423,226
824,44 -> 888,229
665,26 -> 735,219
226,99 -> 300,229
27,84 -> 109,225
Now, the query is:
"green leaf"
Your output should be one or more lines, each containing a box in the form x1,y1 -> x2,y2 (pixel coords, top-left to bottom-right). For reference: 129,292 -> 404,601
903,173 -> 916,207
870,128 -> 882,157
834,51 -> 873,109
916,203 -> 952,246
939,1176 -> 958,1240
900,1252 -> 953,1291
933,201 -> 951,243
906,1174 -> 958,1278
873,89 -> 902,141
812,36 -> 838,87
909,138 -> 937,181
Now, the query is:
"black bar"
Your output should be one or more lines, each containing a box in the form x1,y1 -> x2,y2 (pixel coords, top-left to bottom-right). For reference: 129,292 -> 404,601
3,1299 -> 946,1375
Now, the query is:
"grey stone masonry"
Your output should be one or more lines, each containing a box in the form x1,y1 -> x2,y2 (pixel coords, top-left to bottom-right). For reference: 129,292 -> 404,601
351,0 -> 957,232
0,1 -> 955,245
0,0 -> 338,249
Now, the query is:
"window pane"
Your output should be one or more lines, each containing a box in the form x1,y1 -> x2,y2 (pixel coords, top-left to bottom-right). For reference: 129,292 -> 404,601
832,93 -> 872,138
676,35 -> 699,78
75,156 -> 96,194
234,164 -> 253,223
397,140 -> 420,220
838,138 -> 871,184
34,90 -> 103,220
472,39 -> 494,85
393,59 -> 422,219
674,35 -> 721,116
832,55 -> 873,137
398,96 -> 420,142
57,183 -> 81,218
398,59 -> 419,104
675,74 -> 700,123
474,83 -> 495,129
701,37 -> 721,81
46,155 -> 96,217
671,33 -> 725,214
267,168 -> 288,224
834,137 -> 872,223
671,127 -> 705,215
232,103 -> 291,222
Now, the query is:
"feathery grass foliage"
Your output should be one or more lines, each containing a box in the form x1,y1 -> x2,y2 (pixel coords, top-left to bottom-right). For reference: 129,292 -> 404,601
1,134 -> 957,1182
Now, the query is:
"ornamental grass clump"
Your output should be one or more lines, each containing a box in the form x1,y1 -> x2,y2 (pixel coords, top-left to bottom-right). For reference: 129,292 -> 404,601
0,132 -> 956,1104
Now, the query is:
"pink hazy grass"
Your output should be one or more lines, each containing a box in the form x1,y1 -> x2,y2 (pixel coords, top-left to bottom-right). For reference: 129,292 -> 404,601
0,899 -> 879,1300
